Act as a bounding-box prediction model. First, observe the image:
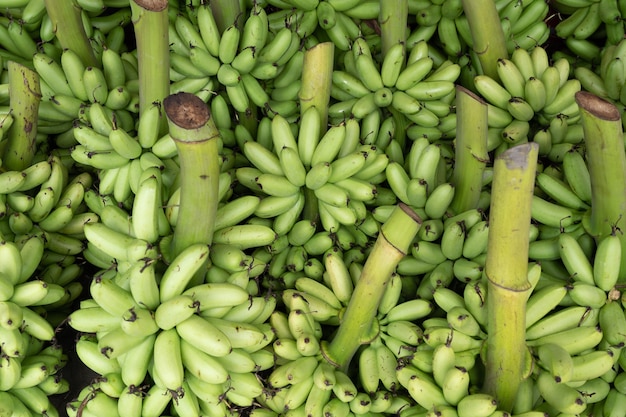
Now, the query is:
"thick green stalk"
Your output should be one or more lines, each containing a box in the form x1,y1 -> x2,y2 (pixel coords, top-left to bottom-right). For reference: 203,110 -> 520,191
43,0 -> 98,67
164,92 -> 221,259
483,143 -> 537,411
299,42 -> 334,131
380,0 -> 408,56
462,0 -> 508,80
2,61 -> 41,171
450,85 -> 489,214
131,0 -> 170,126
322,204 -> 421,371
576,91 -> 626,281
210,0 -> 243,33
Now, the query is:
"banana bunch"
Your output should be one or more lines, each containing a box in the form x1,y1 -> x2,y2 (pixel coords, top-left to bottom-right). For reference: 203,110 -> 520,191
494,0 -> 550,53
0,343 -> 70,417
68,252 -> 277,416
406,0 -> 549,58
260,285 -> 419,416
231,109 -> 391,236
0,159 -> 91,417
32,37 -> 139,138
263,0 -> 378,52
0,154 -> 95,314
553,0 -> 626,48
472,46 -> 583,155
168,2 -> 311,120
330,38 -> 459,132
575,38 -> 626,128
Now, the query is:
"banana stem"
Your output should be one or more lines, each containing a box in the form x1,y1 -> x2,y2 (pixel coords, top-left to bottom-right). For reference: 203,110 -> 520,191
164,92 -> 221,259
461,0 -> 508,80
322,204 -> 421,371
131,0 -> 170,130
2,61 -> 41,171
379,0 -> 408,56
43,0 -> 98,68
299,42 -> 334,131
450,85 -> 489,214
210,0 -> 243,33
575,91 -> 626,281
483,143 -> 537,412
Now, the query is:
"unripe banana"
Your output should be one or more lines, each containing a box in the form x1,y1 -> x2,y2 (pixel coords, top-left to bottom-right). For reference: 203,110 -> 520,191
537,342 -> 575,383
525,283 -> 568,329
599,300 -> 626,347
558,232 -> 594,285
447,305 -> 482,337
594,233 -> 622,291
457,393 -> 498,417
359,344 -> 380,394
531,195 -> 580,229
536,370 -> 587,414
158,243 -> 209,302
424,182 -> 455,219
441,366 -> 470,406
542,79 -> 582,117
474,74 -> 512,109
528,324 -> 604,356
568,282 -> 608,309
527,304 -> 599,341
402,370 -> 449,410
570,349 -> 616,382
560,149 -> 592,205
497,58 -> 526,98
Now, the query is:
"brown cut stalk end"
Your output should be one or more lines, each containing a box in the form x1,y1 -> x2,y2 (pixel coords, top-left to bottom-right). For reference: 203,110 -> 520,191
133,0 -> 168,11
164,92 -> 211,130
575,91 -> 621,121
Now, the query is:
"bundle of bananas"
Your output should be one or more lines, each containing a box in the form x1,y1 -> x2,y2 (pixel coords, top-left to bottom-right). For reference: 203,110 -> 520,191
553,0 -> 626,52
575,38 -> 626,129
470,46 -> 583,157
0,158 -> 94,414
2,0 -> 626,416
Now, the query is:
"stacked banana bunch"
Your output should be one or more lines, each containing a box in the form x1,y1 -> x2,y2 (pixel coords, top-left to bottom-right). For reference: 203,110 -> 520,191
329,38 -> 459,136
575,38 -> 626,129
404,0 -> 549,58
553,0 -> 626,56
0,157 -> 97,414
67,240 -> 277,417
471,45 -> 583,156
248,259 -> 431,416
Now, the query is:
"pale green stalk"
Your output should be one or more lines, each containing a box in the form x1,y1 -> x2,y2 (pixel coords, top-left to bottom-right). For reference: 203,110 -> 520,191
322,204 -> 422,371
43,0 -> 98,67
575,91 -> 626,281
131,0 -> 170,129
299,42 -> 335,131
450,85 -> 489,214
380,0 -> 408,56
462,0 -> 508,80
164,92 -> 221,259
2,61 -> 41,171
483,143 -> 537,411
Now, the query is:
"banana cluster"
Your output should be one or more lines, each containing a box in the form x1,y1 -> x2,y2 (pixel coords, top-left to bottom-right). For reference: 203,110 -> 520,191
0,158 -> 94,415
553,0 -> 626,52
330,39 -> 459,135
472,46 -> 583,156
575,38 -> 626,129
67,243 -> 277,417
